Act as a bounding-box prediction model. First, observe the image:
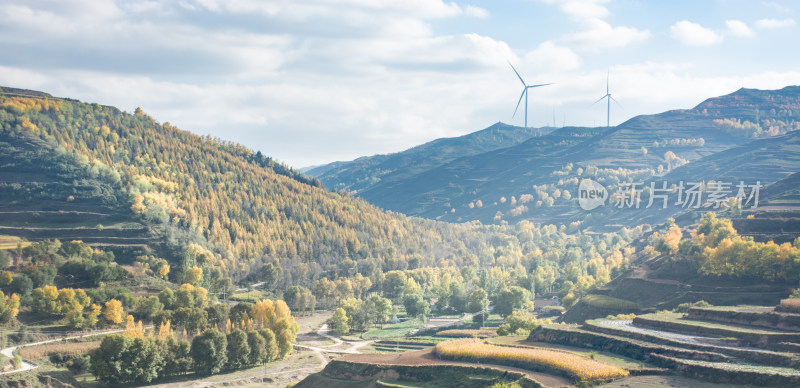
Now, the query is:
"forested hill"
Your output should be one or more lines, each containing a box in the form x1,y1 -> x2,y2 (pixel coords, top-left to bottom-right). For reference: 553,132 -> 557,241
0,89 -> 507,284
317,86 -> 800,226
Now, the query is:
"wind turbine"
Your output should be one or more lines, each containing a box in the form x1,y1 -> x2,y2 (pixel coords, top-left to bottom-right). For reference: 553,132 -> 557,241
593,70 -> 620,128
509,62 -> 551,129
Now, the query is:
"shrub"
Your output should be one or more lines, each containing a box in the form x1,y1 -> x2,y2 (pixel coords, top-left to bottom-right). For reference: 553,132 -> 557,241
606,313 -> 637,320
674,300 -> 710,313
496,311 -> 549,336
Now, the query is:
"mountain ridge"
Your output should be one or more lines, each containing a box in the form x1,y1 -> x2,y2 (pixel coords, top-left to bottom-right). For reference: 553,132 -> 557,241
314,86 -> 800,226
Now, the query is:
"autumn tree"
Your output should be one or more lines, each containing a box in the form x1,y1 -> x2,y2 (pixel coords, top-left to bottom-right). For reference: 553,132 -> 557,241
0,291 -> 20,323
104,299 -> 124,325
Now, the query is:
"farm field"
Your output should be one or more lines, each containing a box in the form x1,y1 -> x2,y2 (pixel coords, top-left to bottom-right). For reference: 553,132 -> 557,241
18,340 -> 100,360
333,348 -> 573,388
597,375 -> 759,388
0,235 -> 29,250
487,336 -> 652,370
434,338 -> 629,382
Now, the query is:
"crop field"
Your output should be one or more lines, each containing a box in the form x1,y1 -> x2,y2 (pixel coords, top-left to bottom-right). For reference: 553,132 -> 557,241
779,298 -> 800,313
436,329 -> 497,338
667,356 -> 800,375
635,312 -> 799,336
0,235 -> 29,250
434,338 -> 629,381
486,336 -> 649,370
19,340 -> 100,359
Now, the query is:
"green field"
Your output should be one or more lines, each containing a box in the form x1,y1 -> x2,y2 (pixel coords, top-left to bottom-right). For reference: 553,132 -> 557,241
362,318 -> 423,340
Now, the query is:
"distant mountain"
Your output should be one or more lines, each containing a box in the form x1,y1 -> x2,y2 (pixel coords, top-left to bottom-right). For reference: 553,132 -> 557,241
318,86 -> 800,227
306,122 -> 548,194
595,129 -> 800,230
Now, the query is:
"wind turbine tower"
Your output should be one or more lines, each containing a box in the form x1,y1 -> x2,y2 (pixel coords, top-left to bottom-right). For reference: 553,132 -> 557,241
593,70 -> 620,128
509,62 -> 551,129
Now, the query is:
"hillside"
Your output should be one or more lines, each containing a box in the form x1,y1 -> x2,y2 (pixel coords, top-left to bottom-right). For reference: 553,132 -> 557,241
0,88 -> 645,306
306,122 -> 546,194
0,89 -> 509,286
593,129 -> 800,230
317,86 -> 800,227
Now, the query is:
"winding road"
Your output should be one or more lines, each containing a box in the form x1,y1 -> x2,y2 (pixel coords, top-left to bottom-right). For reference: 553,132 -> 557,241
293,324 -> 374,366
0,328 -> 131,375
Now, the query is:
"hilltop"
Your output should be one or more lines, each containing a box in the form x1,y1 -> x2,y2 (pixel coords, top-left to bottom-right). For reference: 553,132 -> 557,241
311,86 -> 800,228
306,122 -> 548,194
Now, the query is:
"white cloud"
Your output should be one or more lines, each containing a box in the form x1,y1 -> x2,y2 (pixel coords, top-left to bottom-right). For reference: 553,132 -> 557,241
465,5 -> 489,18
535,0 -> 649,50
536,0 -> 610,21
2,1 -> 799,167
725,20 -> 754,37
762,2 -> 794,14
523,41 -> 581,72
755,18 -> 796,29
563,18 -> 650,50
670,20 -> 724,46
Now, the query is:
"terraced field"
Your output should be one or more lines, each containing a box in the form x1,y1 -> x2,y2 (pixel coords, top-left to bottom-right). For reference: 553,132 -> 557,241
0,133 -> 161,261
531,305 -> 800,387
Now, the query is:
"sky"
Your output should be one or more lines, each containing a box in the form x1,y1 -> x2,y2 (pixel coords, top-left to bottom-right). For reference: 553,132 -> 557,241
1,0 -> 799,168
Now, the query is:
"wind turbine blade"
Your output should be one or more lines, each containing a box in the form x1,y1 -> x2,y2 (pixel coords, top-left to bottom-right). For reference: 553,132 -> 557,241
610,95 -> 622,109
606,69 -> 610,94
591,95 -> 607,106
513,89 -> 526,118
508,62 -> 526,86
527,83 -> 552,88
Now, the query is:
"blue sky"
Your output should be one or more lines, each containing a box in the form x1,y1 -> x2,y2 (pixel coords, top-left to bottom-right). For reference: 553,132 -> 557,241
1,0 -> 798,167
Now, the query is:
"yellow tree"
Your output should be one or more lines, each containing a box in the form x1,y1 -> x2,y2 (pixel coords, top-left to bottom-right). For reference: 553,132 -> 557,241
86,304 -> 101,327
104,299 -> 124,325
251,299 -> 275,329
184,266 -> 203,285
0,291 -> 20,323
158,263 -> 170,279
157,320 -> 173,339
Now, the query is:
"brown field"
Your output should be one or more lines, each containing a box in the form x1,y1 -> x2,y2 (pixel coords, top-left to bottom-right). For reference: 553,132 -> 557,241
436,329 -> 497,338
340,348 -> 573,388
435,338 -> 628,381
19,340 -> 100,359
779,298 -> 800,313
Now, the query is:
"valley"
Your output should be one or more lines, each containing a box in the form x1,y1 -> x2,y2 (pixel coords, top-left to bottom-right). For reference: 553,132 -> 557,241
0,85 -> 799,387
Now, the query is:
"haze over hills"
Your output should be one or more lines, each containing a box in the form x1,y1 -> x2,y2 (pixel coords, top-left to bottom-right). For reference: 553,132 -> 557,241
311,86 -> 800,228
306,122 -> 550,194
